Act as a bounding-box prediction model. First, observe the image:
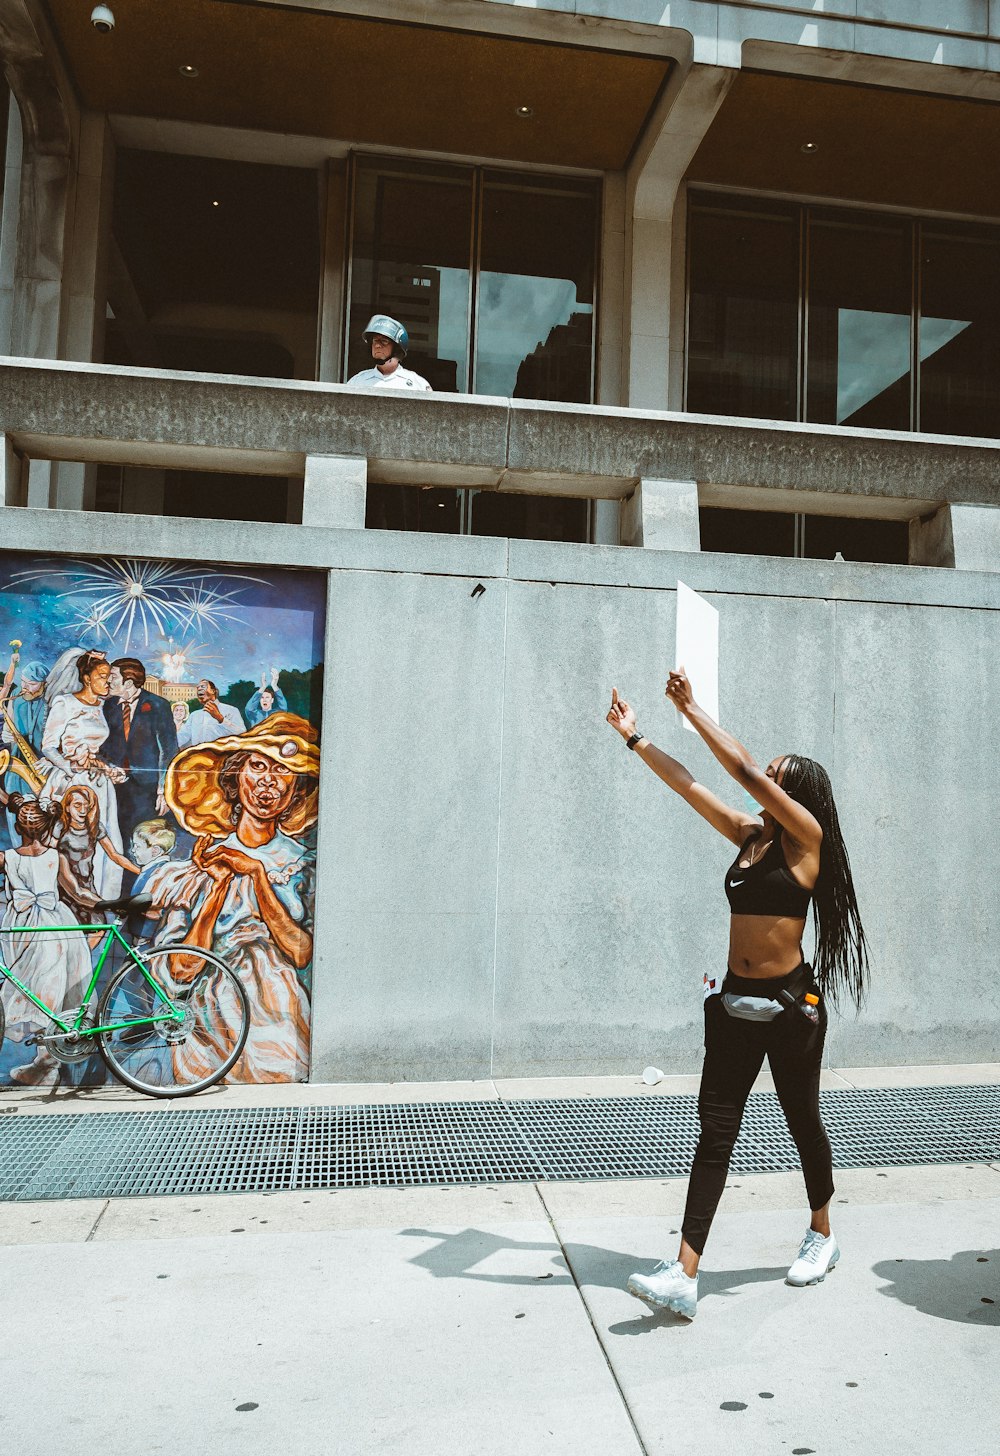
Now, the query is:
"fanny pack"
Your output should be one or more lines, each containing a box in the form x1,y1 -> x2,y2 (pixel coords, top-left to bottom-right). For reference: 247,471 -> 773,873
722,966 -> 812,1022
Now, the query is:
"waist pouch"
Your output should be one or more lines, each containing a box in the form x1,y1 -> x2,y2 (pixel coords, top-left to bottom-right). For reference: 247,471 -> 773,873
722,967 -> 810,1022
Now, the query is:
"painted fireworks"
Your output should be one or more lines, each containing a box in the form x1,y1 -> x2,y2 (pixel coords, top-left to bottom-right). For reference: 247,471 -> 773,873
2,557 -> 267,652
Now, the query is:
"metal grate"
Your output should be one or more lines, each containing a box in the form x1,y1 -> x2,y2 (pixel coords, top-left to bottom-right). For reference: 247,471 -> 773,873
0,1085 -> 997,1202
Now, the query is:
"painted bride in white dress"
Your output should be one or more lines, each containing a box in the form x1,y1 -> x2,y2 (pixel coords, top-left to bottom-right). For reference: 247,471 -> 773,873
41,649 -> 126,901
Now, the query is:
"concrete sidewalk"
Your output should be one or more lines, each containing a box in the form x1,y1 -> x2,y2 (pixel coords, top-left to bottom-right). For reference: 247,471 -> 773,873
2,1068 -> 999,1455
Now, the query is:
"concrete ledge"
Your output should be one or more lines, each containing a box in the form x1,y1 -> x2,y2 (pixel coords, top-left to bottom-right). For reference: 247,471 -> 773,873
4,506 -> 1000,610
4,358 -> 1000,513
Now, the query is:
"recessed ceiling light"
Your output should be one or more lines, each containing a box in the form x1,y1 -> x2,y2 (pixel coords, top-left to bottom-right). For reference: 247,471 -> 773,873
212,200 -> 220,208
800,141 -> 819,154
514,105 -> 534,119
179,64 -> 199,78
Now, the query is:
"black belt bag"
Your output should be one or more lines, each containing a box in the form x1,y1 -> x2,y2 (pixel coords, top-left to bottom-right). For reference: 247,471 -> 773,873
722,966 -> 813,1023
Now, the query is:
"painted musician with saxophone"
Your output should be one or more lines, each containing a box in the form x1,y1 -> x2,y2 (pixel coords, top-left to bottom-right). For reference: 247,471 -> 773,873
0,642 -> 50,848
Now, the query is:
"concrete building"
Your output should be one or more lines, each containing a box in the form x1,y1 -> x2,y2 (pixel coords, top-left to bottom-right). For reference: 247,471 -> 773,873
1,2 -> 1000,1082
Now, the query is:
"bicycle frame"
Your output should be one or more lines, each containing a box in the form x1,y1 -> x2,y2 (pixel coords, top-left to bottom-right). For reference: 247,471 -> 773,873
0,922 -> 183,1038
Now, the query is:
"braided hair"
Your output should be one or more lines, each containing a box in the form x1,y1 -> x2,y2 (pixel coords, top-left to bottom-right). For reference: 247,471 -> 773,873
780,755 -> 869,1011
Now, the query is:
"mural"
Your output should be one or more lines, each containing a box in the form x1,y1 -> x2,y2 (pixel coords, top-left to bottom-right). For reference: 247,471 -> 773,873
0,553 -> 325,1087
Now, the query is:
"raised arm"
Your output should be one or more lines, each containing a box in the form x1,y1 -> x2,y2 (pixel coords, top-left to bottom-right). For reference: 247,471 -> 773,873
665,669 -> 821,852
97,833 -> 141,878
606,687 -> 759,847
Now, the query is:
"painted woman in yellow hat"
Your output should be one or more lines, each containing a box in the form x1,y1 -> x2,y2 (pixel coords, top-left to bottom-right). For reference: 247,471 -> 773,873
144,711 -> 320,1083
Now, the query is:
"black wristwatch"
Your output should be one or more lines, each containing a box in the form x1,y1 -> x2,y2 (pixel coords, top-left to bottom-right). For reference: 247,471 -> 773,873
626,731 -> 644,751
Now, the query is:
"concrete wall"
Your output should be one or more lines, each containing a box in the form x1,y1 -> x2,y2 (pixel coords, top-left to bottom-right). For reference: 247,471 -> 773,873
2,505 -> 998,1078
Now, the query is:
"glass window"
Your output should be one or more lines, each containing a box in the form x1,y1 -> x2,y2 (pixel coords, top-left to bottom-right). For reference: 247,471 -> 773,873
699,508 -> 795,557
687,198 -> 800,421
699,507 -> 907,565
477,174 -> 595,402
919,226 -> 1000,439
347,160 -> 473,392
470,492 -> 588,542
688,192 -> 1000,443
806,211 -> 912,431
346,159 -> 599,544
800,514 -> 908,564
107,151 -> 320,380
346,158 -> 598,404
365,484 -> 462,533
88,464 -> 291,524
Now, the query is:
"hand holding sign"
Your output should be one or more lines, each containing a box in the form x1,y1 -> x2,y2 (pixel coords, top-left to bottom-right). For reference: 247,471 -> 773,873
673,581 -> 718,732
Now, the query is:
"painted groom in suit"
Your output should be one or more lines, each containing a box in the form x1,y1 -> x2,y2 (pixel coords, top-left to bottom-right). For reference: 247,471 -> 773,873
103,657 -> 179,867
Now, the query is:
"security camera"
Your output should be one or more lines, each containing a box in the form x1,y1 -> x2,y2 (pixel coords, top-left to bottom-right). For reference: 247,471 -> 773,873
90,5 -> 115,32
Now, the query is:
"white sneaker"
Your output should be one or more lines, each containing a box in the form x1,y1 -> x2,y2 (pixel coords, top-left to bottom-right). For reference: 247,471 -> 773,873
627,1259 -> 698,1318
786,1228 -> 840,1286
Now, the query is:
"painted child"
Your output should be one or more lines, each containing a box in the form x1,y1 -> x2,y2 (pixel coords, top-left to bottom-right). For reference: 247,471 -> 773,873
0,796 -> 94,1085
56,784 -> 140,928
127,818 -> 177,942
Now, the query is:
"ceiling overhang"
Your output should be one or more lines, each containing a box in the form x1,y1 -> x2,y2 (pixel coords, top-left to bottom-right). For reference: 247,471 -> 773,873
689,67 -> 1000,219
43,0 -> 682,172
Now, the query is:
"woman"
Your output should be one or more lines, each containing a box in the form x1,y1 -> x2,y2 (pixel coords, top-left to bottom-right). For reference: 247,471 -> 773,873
607,669 -> 868,1319
41,650 -> 126,901
144,712 -> 318,1083
0,795 -> 94,1086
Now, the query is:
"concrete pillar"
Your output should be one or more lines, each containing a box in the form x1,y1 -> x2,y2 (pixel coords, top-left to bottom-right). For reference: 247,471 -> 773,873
596,172 -> 626,407
591,499 -> 620,545
1,432 -> 25,505
620,478 -> 700,551
301,454 -> 367,529
316,160 -> 348,383
910,503 -> 1000,571
24,456 -> 54,507
0,93 -> 21,351
59,111 -> 114,364
624,63 -> 735,411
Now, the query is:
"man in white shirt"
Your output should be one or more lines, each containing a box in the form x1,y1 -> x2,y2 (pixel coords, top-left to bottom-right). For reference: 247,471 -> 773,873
347,314 -> 432,391
176,678 -> 246,747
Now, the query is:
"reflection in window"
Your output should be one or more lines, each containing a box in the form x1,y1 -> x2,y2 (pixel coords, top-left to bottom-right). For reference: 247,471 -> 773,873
93,464 -> 290,523
920,227 -> 1000,438
477,177 -> 595,402
687,198 -> 800,420
806,212 -> 911,430
347,161 -> 472,391
365,484 -> 461,534
346,158 -> 598,404
700,508 -> 907,564
107,151 -> 320,380
471,491 -> 588,542
688,192 -> 1000,441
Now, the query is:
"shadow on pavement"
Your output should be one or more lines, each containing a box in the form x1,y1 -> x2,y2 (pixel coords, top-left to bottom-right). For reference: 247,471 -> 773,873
873,1249 -> 1000,1326
399,1226 -> 787,1332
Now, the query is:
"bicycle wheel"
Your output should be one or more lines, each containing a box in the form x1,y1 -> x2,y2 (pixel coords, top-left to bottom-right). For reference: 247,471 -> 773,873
97,945 -> 250,1098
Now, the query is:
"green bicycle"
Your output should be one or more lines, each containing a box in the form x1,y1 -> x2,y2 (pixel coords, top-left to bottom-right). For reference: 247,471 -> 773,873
0,894 -> 251,1098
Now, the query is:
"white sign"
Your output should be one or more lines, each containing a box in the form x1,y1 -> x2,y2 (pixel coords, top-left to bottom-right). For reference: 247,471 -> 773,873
674,581 -> 719,732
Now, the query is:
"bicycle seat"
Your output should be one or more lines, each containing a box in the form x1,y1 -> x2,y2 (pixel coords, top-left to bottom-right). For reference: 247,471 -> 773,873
94,893 -> 154,914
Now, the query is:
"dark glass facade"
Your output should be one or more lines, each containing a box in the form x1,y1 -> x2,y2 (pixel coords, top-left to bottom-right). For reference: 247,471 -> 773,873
351,157 -> 596,541
347,157 -> 598,402
688,192 -> 1000,440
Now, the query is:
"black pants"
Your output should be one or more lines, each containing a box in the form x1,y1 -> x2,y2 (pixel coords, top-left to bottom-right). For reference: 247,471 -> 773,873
681,966 -> 834,1257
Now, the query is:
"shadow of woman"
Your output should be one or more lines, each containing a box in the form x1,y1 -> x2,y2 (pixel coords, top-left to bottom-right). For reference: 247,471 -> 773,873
873,1249 -> 999,1326
399,1225 -> 787,1331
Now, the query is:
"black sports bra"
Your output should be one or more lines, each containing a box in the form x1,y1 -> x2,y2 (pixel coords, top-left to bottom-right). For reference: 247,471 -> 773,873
725,830 -> 812,919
